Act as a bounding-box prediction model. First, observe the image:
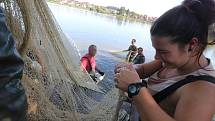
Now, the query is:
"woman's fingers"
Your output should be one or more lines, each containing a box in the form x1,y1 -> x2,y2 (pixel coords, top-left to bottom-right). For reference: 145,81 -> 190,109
127,63 -> 136,71
115,64 -> 123,73
114,73 -> 120,88
114,68 -> 141,91
114,62 -> 131,73
116,67 -> 127,73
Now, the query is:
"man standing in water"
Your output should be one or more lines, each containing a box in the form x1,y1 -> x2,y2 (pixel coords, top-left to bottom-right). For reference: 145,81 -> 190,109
132,47 -> 145,64
126,39 -> 137,62
81,45 -> 105,83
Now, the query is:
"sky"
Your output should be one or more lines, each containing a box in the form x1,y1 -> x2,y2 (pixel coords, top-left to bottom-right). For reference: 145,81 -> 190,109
76,0 -> 183,17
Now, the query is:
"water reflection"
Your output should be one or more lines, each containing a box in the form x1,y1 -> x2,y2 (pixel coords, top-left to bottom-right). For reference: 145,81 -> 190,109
205,45 -> 215,67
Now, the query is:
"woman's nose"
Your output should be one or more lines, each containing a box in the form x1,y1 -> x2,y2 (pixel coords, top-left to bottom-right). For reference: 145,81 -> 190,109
154,51 -> 161,60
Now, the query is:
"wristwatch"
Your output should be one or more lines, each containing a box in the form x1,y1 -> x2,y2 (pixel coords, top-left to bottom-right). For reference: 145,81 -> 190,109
128,80 -> 147,98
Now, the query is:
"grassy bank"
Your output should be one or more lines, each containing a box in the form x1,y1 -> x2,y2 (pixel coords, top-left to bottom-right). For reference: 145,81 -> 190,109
47,0 -> 156,24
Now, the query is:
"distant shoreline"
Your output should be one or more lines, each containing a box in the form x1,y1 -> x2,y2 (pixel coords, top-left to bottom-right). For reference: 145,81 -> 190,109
47,1 -> 215,38
47,0 -> 157,24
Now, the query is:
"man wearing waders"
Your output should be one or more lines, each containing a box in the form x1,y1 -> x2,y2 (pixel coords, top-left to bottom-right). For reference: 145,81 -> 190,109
126,39 -> 137,62
81,45 -> 105,84
0,8 -> 27,121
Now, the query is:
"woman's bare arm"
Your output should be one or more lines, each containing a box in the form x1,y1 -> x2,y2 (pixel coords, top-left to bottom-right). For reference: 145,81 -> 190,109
174,81 -> 215,121
134,60 -> 162,79
133,81 -> 215,121
115,63 -> 215,121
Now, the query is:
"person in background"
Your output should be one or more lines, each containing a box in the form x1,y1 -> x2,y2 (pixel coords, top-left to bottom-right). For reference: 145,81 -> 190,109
115,0 -> 215,121
81,45 -> 105,83
0,8 -> 27,121
132,47 -> 145,64
126,39 -> 138,62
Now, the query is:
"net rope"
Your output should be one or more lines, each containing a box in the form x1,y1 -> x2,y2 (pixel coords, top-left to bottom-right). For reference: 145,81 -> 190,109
0,0 -> 126,120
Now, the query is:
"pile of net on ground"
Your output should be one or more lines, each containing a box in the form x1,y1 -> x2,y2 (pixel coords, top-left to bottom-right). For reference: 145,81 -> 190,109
0,0 -> 127,120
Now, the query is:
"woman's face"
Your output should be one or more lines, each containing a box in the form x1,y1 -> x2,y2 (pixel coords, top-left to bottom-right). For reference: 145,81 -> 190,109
151,36 -> 190,68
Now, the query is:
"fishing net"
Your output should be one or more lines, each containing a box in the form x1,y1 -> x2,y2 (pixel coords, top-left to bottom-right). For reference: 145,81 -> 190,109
0,0 -> 126,120
2,0 -> 215,121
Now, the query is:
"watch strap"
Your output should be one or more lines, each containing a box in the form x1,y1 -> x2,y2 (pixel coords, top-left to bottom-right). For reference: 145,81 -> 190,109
128,80 -> 147,98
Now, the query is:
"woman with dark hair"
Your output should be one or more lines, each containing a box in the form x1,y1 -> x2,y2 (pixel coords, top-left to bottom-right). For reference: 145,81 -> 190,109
115,0 -> 215,121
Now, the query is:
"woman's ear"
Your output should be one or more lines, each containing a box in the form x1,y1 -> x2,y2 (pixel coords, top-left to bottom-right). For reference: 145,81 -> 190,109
188,37 -> 199,52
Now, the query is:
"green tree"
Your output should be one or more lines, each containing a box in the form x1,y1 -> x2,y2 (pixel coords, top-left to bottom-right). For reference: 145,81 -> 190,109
118,7 -> 126,16
126,9 -> 130,16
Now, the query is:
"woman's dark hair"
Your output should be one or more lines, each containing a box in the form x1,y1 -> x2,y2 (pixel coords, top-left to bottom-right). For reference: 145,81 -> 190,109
150,0 -> 215,52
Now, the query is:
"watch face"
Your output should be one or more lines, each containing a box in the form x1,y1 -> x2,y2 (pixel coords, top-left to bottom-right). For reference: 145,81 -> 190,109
128,85 -> 137,94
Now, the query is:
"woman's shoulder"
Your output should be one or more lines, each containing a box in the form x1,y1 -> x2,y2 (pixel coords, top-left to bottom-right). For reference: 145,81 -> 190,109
180,74 -> 215,97
181,60 -> 215,92
175,77 -> 215,121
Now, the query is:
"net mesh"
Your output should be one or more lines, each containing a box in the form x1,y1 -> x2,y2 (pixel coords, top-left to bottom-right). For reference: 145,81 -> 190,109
0,0 -> 125,120
3,1 -> 214,121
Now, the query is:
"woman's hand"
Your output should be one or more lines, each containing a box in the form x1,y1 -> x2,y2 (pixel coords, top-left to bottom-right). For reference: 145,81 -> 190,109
114,62 -> 131,74
114,64 -> 141,92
